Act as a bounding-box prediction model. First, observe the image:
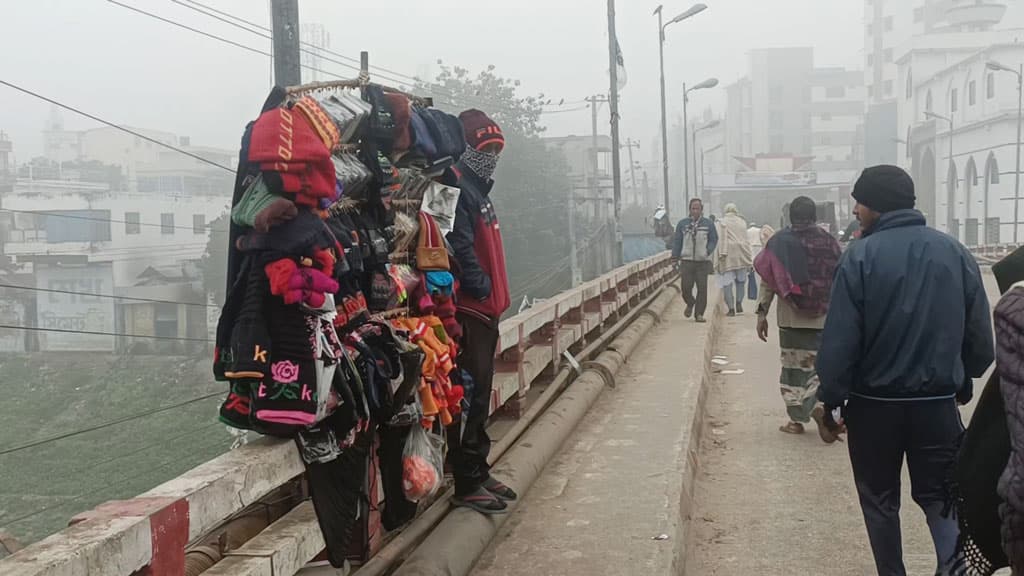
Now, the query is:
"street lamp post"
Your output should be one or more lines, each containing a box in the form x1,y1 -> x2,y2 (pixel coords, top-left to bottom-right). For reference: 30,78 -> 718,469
701,142 -> 724,203
692,119 -> 721,201
654,3 -> 707,219
988,60 -> 1023,245
925,110 -> 954,234
683,78 -> 719,205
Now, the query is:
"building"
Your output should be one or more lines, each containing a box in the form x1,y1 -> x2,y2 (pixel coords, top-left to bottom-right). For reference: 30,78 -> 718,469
725,48 -> 864,174
2,118 -> 235,352
810,68 -> 868,171
899,35 -> 1024,245
863,0 -> 1013,164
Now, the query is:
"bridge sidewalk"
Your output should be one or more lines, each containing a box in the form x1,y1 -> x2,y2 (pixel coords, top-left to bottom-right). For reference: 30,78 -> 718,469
471,296 -> 712,576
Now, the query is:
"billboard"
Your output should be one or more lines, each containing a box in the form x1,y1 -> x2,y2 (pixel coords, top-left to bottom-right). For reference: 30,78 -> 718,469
36,263 -> 116,351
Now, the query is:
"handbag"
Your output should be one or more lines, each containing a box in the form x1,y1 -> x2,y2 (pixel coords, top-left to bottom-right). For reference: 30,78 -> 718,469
415,212 -> 450,271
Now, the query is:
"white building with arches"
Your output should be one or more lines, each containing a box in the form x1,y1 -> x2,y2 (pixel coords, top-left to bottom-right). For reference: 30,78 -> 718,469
898,31 -> 1024,245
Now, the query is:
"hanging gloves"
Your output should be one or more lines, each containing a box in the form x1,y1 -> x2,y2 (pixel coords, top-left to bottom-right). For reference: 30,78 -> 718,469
265,257 -> 340,309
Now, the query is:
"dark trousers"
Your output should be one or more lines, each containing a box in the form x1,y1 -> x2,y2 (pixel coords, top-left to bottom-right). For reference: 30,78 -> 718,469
448,311 -> 499,496
680,260 -> 711,316
846,397 -> 964,576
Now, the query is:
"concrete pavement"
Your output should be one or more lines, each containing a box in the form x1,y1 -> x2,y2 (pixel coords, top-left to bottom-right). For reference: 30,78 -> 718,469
471,296 -> 714,576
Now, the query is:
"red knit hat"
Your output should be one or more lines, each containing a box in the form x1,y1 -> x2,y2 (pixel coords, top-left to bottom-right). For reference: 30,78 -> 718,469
385,93 -> 413,152
458,109 -> 504,153
249,107 -> 330,168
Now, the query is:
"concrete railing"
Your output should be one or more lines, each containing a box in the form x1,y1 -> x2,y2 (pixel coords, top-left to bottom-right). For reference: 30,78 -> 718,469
0,252 -> 676,576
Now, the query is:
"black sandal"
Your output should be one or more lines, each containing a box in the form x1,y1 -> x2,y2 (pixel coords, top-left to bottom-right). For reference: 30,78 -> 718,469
484,477 -> 518,502
453,487 -> 508,515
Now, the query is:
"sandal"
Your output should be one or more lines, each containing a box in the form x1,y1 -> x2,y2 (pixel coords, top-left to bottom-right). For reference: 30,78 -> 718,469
483,477 -> 518,502
811,406 -> 841,444
779,422 -> 805,435
453,487 -> 508,515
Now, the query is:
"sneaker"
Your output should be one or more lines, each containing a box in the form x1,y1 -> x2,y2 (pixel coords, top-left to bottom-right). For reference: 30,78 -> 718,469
684,305 -> 694,318
453,487 -> 508,515
695,315 -> 707,323
483,477 -> 518,501
727,309 -> 736,317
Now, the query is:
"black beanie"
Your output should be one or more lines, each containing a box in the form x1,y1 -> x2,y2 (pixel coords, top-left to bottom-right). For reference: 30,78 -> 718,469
852,165 -> 916,213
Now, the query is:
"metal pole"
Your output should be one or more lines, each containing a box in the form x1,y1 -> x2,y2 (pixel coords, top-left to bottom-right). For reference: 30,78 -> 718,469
569,187 -> 580,286
608,0 -> 624,266
683,88 -> 690,204
700,148 -> 705,201
1015,65 -> 1022,245
270,0 -> 301,87
657,9 -> 670,215
691,127 -> 699,200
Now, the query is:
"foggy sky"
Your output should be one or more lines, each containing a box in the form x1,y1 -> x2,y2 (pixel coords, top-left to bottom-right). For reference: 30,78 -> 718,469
4,0 -> 1024,170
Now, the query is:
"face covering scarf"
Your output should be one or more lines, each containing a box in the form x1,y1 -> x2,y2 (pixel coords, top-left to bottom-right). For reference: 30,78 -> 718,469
462,146 -> 499,181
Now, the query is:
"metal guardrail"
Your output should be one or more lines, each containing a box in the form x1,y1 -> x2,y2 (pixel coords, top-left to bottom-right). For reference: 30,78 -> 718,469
0,252 -> 676,576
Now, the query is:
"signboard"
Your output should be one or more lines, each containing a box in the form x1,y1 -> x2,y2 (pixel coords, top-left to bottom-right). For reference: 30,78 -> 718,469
36,263 -> 116,351
734,171 -> 818,186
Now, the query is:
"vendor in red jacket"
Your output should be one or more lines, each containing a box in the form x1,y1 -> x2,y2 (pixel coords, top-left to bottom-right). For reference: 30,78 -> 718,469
445,109 -> 515,514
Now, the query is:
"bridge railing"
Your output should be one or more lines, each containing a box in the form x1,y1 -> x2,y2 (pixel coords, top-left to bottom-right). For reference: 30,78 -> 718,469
0,252 -> 676,576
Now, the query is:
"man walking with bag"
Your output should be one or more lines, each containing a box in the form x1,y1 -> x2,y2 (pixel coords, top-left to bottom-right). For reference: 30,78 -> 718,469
671,198 -> 718,323
816,165 -> 994,575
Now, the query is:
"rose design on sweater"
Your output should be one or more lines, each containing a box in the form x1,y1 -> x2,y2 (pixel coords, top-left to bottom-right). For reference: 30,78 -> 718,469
271,360 -> 300,384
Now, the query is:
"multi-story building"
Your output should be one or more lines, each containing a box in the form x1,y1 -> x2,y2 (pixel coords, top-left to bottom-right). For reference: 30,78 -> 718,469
863,0 -> 1012,164
725,48 -> 864,174
899,35 -> 1024,245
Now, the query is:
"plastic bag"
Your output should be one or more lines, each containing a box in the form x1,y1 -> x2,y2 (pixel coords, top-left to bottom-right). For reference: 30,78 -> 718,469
402,424 -> 444,502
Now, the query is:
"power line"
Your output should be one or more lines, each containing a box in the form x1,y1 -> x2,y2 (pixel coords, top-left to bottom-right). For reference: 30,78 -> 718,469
0,208 -> 230,234
0,392 -> 223,456
0,282 -> 216,309
0,432 -> 230,529
0,79 -> 235,173
0,324 -> 214,343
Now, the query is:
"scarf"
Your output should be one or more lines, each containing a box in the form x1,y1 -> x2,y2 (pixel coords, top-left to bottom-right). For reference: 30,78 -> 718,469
753,224 -> 840,317
461,146 -> 499,181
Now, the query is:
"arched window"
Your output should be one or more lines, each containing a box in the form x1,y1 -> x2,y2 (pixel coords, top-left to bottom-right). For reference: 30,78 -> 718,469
987,152 -> 1001,184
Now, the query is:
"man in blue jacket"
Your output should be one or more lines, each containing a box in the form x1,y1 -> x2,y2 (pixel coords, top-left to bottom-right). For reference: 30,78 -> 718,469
671,198 -> 719,322
816,165 -> 994,575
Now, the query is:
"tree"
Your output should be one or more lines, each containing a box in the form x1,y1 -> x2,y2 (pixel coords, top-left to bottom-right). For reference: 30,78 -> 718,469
198,213 -> 229,306
420,64 -> 573,304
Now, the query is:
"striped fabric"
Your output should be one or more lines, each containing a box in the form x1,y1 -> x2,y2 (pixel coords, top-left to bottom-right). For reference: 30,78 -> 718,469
778,327 -> 822,424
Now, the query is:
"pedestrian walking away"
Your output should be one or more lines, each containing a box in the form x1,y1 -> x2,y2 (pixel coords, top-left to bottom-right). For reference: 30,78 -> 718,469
752,196 -> 841,439
816,165 -> 995,576
671,198 -> 718,323
715,203 -> 753,316
445,109 -> 518,515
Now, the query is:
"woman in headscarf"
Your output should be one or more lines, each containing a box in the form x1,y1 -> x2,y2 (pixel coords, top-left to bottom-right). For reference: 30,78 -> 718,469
715,203 -> 753,317
753,197 -> 842,438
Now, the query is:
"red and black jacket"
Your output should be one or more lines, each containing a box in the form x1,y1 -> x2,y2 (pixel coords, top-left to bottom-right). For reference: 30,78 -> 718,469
445,161 -> 510,322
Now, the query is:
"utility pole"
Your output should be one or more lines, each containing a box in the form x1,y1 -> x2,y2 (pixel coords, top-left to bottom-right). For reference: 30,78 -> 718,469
608,0 -> 624,267
622,139 -> 640,195
587,95 -> 613,274
270,0 -> 301,87
568,186 -> 581,287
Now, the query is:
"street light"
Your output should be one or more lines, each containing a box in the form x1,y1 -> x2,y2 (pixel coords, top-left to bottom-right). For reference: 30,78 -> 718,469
988,60 -> 1023,244
683,79 -> 719,203
925,110 -> 955,234
655,3 -> 707,219
692,118 -> 721,200
700,142 -> 724,202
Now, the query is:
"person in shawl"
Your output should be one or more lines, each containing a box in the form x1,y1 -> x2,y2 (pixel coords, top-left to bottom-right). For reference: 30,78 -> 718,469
715,203 -> 753,316
753,196 -> 841,438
